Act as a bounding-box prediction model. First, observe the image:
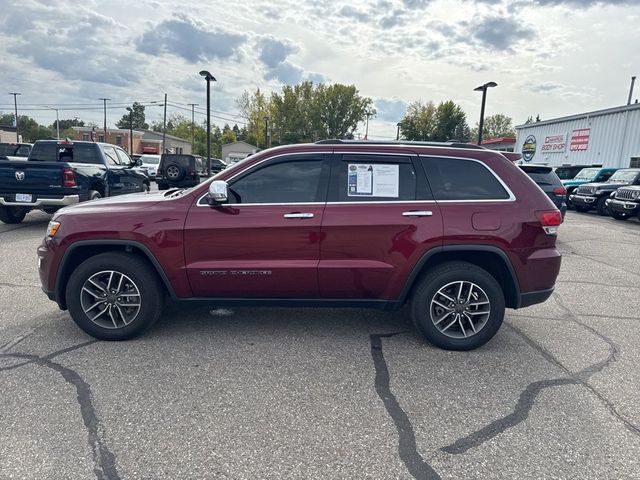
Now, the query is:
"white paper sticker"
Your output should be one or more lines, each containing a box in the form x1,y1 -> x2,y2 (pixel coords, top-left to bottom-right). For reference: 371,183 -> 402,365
348,164 -> 399,197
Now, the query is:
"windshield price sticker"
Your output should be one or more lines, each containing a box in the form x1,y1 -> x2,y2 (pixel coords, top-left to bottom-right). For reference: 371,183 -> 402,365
348,164 -> 399,197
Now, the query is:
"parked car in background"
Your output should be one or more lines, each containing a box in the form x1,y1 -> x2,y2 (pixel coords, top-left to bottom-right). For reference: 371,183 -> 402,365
38,140 -> 562,350
134,154 -> 161,180
0,140 -> 149,224
570,168 -> 640,215
0,142 -> 32,160
606,185 -> 640,220
156,153 -> 209,190
519,164 -> 567,219
554,164 -> 601,181
210,157 -> 228,174
562,167 -> 618,209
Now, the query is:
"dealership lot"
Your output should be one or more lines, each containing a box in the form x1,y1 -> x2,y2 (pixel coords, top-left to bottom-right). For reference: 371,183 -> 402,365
0,210 -> 639,479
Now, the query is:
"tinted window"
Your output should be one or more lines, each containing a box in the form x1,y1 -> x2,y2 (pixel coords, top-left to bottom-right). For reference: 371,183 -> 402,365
334,155 -> 417,201
102,146 -> 121,166
422,157 -> 510,200
229,157 -> 324,204
28,143 -> 58,161
0,144 -> 18,157
68,144 -> 101,164
15,145 -> 31,156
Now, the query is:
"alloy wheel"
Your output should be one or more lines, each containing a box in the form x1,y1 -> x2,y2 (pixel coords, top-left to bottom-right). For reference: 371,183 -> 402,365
80,270 -> 142,329
430,281 -> 491,339
166,165 -> 180,179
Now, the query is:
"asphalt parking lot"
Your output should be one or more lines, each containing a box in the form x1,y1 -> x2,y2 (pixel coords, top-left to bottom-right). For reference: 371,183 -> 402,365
0,208 -> 639,480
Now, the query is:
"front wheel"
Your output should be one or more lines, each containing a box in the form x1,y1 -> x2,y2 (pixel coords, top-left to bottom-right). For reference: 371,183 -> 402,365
0,206 -> 27,224
595,197 -> 609,216
65,252 -> 164,340
411,262 -> 505,351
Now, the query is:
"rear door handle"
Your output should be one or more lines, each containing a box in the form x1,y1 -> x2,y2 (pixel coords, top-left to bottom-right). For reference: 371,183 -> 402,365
283,213 -> 314,219
402,210 -> 433,217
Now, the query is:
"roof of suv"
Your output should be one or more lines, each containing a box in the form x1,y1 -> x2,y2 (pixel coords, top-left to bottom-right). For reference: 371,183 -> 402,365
315,139 -> 486,150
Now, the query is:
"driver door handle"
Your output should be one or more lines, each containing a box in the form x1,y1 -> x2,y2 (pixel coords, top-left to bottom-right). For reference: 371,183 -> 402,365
283,213 -> 314,219
402,210 -> 433,217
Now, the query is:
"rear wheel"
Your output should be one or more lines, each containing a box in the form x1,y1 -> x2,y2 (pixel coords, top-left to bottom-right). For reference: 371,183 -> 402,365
65,252 -> 164,340
411,262 -> 505,351
0,206 -> 27,224
89,190 -> 102,201
595,197 -> 609,216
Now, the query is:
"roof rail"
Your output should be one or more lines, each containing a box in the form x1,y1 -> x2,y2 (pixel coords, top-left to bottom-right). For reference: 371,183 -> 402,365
314,139 -> 486,150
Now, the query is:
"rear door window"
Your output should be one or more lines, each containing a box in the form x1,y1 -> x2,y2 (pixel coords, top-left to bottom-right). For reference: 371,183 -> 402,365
102,146 -> 121,166
70,144 -> 101,164
420,156 -> 510,201
115,148 -> 131,165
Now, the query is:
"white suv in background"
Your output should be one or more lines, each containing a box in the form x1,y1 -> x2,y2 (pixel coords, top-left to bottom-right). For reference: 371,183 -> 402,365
136,154 -> 161,180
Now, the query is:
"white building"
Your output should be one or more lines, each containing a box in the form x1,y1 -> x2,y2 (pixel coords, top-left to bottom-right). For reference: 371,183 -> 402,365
221,141 -> 260,164
514,103 -> 640,168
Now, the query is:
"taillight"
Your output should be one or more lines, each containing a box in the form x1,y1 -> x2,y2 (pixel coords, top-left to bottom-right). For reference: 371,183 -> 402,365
553,187 -> 567,197
535,210 -> 562,234
63,167 -> 77,188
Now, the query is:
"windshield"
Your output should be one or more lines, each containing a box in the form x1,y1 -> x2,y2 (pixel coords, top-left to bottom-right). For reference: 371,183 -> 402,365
607,169 -> 639,183
555,167 -> 580,180
140,155 -> 160,164
573,168 -> 600,180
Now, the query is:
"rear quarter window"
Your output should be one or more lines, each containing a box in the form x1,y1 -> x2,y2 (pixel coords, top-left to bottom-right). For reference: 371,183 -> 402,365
420,157 -> 510,201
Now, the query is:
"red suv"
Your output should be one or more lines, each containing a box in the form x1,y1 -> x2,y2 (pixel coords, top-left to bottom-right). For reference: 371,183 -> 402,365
37,141 -> 562,350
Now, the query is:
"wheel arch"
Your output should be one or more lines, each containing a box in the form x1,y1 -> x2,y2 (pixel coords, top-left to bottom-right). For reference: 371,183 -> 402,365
55,240 -> 176,310
400,245 -> 521,309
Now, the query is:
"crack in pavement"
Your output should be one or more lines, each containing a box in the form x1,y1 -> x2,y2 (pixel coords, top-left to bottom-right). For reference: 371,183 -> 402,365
0,341 -> 120,480
370,332 -> 441,480
440,292 -> 638,455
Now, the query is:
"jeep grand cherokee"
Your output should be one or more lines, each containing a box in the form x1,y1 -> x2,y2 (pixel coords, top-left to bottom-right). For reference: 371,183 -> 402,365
37,140 -> 562,351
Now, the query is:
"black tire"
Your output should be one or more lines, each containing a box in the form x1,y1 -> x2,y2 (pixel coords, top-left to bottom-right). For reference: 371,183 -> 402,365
574,205 -> 590,213
65,252 -> 164,340
164,163 -> 185,182
411,261 -> 505,351
610,211 -> 629,221
89,190 -> 102,201
595,197 -> 609,216
0,206 -> 27,224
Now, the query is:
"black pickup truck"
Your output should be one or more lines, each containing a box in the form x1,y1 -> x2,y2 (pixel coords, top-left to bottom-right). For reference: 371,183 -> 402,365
0,140 -> 149,224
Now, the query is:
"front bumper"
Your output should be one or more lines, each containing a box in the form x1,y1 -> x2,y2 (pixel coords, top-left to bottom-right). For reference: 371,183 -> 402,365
606,198 -> 640,215
569,194 -> 597,208
0,195 -> 79,208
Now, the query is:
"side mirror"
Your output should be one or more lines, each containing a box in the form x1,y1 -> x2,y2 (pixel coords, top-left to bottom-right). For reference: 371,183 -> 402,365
207,180 -> 228,205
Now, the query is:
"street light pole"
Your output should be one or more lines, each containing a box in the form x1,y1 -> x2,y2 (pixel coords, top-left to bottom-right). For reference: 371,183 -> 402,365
364,111 -> 373,140
126,107 -> 133,154
473,81 -> 497,146
199,70 -> 217,177
188,103 -> 198,152
99,97 -> 110,141
161,93 -> 167,154
263,116 -> 269,149
396,122 -> 401,141
9,92 -> 21,142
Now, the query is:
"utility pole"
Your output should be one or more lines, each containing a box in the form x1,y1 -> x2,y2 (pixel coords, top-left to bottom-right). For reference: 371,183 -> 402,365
188,103 -> 198,151
126,107 -> 134,154
162,93 -> 167,153
396,122 -> 401,141
45,106 -> 60,139
263,116 -> 269,149
99,97 -> 110,141
9,92 -> 21,142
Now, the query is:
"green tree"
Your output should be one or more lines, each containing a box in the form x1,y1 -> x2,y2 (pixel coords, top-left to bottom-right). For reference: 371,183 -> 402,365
52,118 -> 84,132
237,88 -> 270,148
312,83 -> 373,139
115,102 -> 148,130
470,113 -> 515,142
0,114 -> 53,142
398,101 -> 437,141
433,100 -> 470,142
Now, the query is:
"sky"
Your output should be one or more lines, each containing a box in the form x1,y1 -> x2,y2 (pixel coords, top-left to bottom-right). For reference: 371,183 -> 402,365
0,0 -> 639,140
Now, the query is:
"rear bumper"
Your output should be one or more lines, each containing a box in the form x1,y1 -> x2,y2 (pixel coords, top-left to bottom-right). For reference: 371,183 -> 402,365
518,287 -> 554,308
606,198 -> 639,214
0,195 -> 79,208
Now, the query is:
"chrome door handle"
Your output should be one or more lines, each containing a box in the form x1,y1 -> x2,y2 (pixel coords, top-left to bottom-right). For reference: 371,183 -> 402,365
402,210 -> 433,217
283,213 -> 314,219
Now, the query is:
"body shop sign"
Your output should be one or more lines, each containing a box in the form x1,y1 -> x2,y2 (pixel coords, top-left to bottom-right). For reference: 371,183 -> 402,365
541,134 -> 567,153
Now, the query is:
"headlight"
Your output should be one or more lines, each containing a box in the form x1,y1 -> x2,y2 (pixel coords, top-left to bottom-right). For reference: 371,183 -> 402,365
46,221 -> 60,238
